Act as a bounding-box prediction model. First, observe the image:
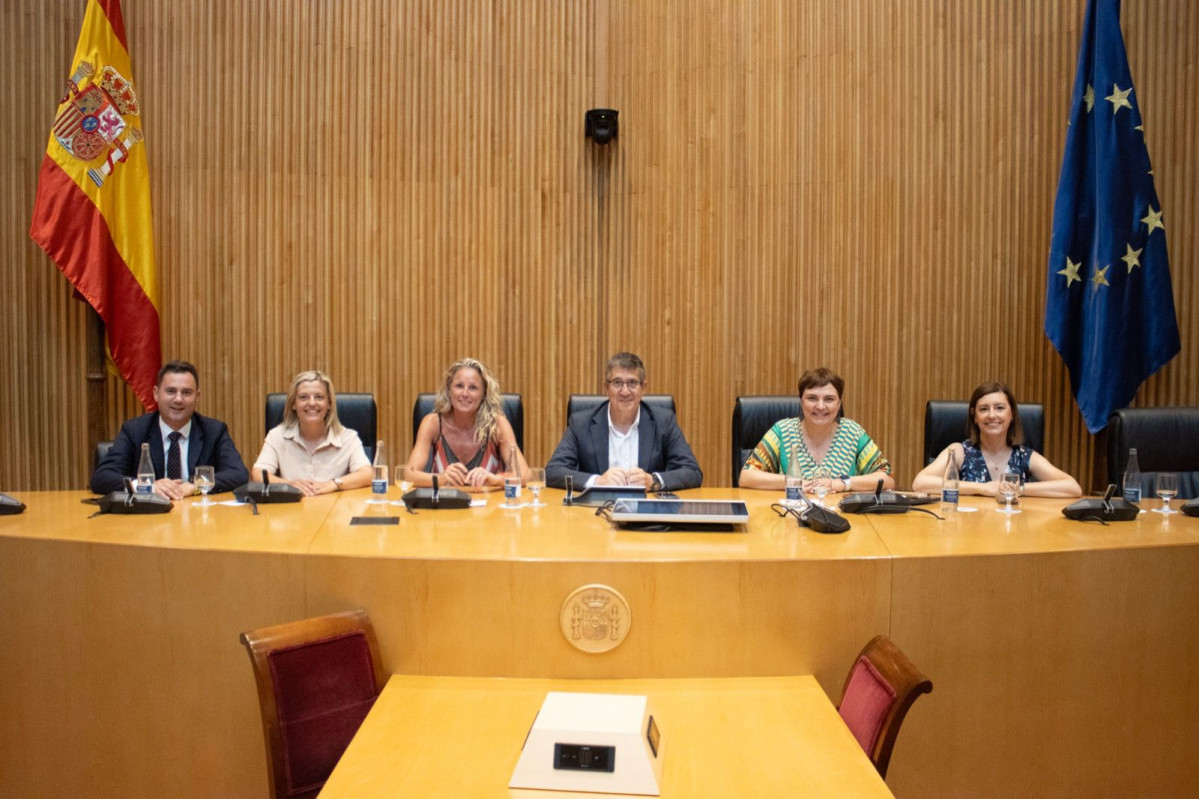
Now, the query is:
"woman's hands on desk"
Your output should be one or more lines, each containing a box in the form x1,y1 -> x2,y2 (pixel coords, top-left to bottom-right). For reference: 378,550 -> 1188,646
439,462 -> 504,489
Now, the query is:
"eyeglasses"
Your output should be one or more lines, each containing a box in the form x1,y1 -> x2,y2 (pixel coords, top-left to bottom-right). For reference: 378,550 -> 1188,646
607,379 -> 643,391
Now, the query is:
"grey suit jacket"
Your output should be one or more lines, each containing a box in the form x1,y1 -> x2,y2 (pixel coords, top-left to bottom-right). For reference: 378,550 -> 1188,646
545,401 -> 702,490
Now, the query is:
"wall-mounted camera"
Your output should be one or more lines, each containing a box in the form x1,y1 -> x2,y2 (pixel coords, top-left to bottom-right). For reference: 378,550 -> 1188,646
585,109 -> 619,144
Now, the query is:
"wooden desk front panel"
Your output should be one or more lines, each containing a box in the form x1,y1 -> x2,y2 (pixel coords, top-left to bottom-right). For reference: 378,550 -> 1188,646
305,555 -> 891,685
0,490 -> 889,798
880,500 -> 1199,798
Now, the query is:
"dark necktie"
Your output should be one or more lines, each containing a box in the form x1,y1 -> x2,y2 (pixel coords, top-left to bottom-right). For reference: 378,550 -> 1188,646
167,431 -> 183,480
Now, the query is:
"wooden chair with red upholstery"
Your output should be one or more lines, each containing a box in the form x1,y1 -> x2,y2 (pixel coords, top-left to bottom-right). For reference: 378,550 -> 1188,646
837,634 -> 933,779
239,608 -> 388,799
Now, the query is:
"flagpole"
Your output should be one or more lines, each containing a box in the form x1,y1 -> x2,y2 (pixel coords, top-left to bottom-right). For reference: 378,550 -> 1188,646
85,305 -> 108,473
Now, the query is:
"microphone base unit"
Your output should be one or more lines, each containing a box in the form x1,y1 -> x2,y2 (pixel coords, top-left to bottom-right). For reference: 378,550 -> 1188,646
0,493 -> 27,515
1062,498 -> 1140,522
233,482 -> 303,503
402,487 -> 471,510
98,491 -> 172,514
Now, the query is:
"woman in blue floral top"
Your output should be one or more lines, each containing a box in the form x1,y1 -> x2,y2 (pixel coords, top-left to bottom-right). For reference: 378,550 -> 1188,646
913,382 -> 1081,498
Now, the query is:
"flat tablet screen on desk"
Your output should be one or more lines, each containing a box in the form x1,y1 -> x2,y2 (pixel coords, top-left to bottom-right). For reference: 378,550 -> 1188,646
610,499 -> 750,525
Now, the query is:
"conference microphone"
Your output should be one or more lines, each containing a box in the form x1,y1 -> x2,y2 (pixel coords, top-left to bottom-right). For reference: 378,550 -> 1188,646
94,477 -> 172,515
401,472 -> 471,510
839,479 -> 908,514
796,488 -> 851,534
0,492 -> 27,515
233,472 -> 302,504
1182,496 -> 1199,517
1062,484 -> 1139,523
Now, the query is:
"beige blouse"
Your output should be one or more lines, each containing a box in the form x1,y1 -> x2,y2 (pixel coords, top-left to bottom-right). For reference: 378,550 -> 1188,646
253,424 -> 370,482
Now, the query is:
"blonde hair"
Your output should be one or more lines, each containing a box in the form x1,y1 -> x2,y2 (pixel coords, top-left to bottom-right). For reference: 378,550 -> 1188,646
282,370 -> 344,435
433,358 -> 504,445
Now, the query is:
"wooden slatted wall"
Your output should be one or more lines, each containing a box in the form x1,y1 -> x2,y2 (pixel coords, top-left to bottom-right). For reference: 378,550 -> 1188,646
3,0 -> 1195,491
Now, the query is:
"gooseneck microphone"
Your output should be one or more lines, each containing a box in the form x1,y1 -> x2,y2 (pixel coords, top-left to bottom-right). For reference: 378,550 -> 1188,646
1062,483 -> 1139,523
432,473 -> 440,503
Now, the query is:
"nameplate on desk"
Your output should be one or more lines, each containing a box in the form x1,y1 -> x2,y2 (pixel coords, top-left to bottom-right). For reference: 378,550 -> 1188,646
350,517 -> 400,526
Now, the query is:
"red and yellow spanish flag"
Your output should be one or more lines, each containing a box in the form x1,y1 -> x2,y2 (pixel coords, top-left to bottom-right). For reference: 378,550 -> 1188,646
30,0 -> 161,409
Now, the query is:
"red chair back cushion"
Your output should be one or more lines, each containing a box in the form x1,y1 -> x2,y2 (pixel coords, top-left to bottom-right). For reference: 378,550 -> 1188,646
839,655 -> 897,756
268,631 -> 378,796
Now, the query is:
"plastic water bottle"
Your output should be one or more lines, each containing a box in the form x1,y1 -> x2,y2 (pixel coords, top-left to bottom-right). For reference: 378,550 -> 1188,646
135,443 -> 155,494
372,441 -> 388,497
1122,448 -> 1142,503
941,451 -> 960,514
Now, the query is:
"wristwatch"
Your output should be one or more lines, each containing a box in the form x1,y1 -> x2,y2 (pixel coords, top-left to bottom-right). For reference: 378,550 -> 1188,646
333,477 -> 344,491
841,477 -> 851,492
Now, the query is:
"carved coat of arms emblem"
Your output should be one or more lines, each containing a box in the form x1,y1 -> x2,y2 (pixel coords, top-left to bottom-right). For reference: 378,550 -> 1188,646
559,584 -> 631,653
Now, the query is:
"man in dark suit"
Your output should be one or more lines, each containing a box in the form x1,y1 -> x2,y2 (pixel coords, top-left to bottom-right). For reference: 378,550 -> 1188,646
546,352 -> 702,491
91,360 -> 249,499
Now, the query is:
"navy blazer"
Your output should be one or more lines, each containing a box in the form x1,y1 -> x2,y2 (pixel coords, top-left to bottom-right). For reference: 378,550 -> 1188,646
546,401 -> 703,491
90,412 -> 249,494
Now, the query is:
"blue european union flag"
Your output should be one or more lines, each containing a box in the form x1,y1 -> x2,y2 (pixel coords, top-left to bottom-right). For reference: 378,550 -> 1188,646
1045,0 -> 1180,434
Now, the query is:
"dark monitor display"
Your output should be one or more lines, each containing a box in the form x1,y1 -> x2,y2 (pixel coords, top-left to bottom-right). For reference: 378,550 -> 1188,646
610,499 -> 750,525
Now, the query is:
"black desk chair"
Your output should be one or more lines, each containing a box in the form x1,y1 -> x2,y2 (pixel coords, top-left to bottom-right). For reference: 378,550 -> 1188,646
923,400 -> 1044,465
265,393 -> 378,461
411,393 -> 524,451
565,394 -> 675,425
730,396 -> 801,487
95,440 -> 114,473
1107,407 -> 1199,499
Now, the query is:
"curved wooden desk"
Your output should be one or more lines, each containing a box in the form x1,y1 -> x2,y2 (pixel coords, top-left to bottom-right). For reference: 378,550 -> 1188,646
0,489 -> 1195,797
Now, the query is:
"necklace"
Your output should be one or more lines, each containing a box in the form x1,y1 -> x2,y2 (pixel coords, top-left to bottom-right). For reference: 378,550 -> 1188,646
981,446 -> 1012,479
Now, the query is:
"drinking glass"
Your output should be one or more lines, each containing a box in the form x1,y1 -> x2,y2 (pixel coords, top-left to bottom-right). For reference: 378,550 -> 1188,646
527,467 -> 546,507
813,465 -> 830,507
193,465 -> 215,506
391,465 -> 413,506
996,469 -> 1022,514
1154,472 -> 1179,515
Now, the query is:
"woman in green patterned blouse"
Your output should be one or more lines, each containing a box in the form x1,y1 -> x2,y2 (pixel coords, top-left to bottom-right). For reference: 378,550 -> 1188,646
739,367 -> 895,493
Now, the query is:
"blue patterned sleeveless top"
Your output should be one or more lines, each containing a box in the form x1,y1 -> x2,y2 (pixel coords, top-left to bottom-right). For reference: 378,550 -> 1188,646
958,441 -> 1034,483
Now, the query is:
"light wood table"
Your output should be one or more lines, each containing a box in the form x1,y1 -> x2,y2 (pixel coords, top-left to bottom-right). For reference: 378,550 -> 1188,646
2,489 -> 1197,797
320,674 -> 893,798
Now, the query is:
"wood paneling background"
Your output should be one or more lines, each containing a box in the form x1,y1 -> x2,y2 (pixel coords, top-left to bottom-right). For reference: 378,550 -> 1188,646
3,0 -> 1196,493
